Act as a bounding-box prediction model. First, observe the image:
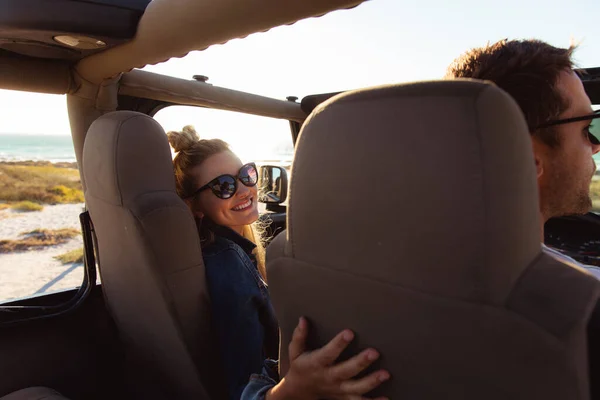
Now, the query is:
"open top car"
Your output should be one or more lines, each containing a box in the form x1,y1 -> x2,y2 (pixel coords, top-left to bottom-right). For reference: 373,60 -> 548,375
2,0 -> 600,399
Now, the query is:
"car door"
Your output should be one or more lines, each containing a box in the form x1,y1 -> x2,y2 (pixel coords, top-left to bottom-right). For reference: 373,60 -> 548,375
0,90 -> 126,399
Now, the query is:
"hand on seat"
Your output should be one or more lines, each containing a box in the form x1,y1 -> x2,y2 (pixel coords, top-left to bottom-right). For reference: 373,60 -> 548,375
267,317 -> 390,400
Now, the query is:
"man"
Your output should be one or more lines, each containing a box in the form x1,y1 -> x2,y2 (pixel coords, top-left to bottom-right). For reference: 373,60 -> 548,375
446,39 -> 600,278
447,40 -> 600,400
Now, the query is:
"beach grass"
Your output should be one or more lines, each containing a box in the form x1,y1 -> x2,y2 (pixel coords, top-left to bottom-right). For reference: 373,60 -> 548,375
591,179 -> 600,212
0,163 -> 83,205
54,248 -> 84,264
0,228 -> 80,253
11,200 -> 43,212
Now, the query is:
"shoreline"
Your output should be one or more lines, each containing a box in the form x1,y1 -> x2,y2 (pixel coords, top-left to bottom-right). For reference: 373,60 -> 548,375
0,160 -> 78,169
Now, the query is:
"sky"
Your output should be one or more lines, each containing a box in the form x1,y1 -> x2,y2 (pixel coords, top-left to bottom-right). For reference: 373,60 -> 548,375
1,0 -> 600,159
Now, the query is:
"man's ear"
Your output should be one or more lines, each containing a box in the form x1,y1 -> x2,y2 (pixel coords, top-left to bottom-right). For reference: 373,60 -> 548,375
534,154 -> 543,179
530,137 -> 544,179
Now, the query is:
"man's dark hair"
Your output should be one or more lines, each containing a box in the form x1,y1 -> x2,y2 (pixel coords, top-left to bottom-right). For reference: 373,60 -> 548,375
445,39 -> 577,147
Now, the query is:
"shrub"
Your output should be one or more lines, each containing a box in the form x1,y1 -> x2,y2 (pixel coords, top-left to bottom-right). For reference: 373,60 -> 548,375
54,248 -> 84,264
0,163 -> 83,204
49,185 -> 84,203
11,201 -> 43,212
591,179 -> 600,212
0,228 -> 80,253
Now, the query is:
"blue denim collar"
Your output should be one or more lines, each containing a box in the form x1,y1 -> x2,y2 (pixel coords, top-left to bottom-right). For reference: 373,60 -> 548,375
201,217 -> 256,256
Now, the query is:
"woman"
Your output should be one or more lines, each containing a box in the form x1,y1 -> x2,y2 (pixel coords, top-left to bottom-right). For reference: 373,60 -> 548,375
168,126 -> 389,400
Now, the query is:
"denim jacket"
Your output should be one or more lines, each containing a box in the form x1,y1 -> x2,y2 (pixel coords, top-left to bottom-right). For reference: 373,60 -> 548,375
200,219 -> 279,400
240,360 -> 279,400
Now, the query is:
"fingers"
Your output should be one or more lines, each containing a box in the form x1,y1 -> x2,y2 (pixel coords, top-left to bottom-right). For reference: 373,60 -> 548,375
288,317 -> 308,361
339,370 -> 390,395
313,329 -> 355,366
328,348 -> 380,380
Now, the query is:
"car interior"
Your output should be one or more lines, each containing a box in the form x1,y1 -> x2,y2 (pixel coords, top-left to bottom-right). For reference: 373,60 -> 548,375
2,0 -> 600,399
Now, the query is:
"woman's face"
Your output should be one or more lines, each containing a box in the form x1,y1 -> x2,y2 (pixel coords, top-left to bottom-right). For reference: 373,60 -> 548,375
189,151 -> 259,233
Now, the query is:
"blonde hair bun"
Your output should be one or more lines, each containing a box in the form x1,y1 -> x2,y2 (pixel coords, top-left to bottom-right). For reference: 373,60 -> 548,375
167,125 -> 200,153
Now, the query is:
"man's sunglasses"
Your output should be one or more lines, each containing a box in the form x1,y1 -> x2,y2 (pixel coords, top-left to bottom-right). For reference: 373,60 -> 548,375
190,162 -> 258,199
534,109 -> 600,145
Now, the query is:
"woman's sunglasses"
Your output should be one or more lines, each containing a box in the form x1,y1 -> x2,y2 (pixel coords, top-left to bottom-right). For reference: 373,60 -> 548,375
190,162 -> 258,200
534,109 -> 600,145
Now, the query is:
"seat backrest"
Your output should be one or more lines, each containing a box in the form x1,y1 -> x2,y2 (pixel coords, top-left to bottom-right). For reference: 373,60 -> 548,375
83,111 -> 223,400
267,81 -> 600,399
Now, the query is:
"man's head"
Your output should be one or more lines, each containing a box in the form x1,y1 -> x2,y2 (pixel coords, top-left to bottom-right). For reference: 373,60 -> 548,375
446,39 -> 600,221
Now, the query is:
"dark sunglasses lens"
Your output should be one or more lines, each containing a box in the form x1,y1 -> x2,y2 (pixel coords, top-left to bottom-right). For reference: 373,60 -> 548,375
210,176 -> 236,199
239,164 -> 258,187
589,118 -> 600,145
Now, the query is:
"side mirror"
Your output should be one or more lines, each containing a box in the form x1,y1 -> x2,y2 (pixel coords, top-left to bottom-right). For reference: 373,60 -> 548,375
258,165 -> 288,205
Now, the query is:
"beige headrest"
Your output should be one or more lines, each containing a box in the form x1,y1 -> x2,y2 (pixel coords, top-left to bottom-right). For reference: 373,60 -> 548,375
83,111 -> 175,206
287,80 -> 541,305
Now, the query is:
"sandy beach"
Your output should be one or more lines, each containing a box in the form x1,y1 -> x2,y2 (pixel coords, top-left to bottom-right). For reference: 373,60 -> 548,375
0,203 -> 86,302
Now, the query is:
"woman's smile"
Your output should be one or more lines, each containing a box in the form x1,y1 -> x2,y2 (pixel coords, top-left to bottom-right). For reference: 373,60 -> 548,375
232,197 -> 253,212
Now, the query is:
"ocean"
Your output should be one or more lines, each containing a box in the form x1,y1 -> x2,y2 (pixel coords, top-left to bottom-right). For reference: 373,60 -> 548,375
0,132 -> 294,164
0,133 -> 76,163
2,132 -> 600,170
